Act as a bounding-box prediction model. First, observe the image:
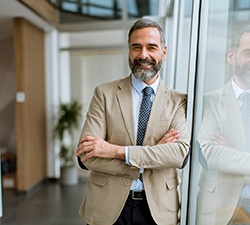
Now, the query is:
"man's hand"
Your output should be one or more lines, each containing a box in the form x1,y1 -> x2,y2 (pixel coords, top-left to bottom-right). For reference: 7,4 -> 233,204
76,135 -> 125,162
211,131 -> 230,147
77,129 -> 180,162
157,129 -> 180,144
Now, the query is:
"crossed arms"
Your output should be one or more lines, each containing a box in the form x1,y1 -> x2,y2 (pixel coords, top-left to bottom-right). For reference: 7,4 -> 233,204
76,128 -> 181,162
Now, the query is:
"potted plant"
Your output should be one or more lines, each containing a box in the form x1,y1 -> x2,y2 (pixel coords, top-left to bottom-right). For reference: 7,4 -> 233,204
54,100 -> 82,185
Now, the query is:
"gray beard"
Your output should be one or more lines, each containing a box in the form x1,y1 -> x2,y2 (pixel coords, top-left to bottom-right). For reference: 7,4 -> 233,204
133,68 -> 157,81
129,58 -> 162,81
233,62 -> 250,89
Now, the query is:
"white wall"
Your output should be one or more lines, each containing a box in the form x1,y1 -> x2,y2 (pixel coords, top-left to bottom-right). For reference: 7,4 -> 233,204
45,29 -> 61,178
71,49 -> 125,123
58,29 -> 127,177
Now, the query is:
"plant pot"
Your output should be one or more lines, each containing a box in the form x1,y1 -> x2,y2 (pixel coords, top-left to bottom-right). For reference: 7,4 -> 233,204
60,166 -> 78,186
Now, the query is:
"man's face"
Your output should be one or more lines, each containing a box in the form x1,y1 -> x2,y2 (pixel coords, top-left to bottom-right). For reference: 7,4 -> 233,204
230,32 -> 250,89
128,27 -> 167,83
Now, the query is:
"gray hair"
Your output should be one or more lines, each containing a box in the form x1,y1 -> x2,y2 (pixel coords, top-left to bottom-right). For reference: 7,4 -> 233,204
128,18 -> 165,47
231,25 -> 250,51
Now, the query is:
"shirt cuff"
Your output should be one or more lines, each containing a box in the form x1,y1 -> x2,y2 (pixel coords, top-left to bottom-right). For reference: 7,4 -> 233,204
125,146 -> 130,165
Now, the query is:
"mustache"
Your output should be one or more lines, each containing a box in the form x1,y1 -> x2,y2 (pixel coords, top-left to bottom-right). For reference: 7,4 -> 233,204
133,58 -> 156,67
234,63 -> 250,74
243,63 -> 250,71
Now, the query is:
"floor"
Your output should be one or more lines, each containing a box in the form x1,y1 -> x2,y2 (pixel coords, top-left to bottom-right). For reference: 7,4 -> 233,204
0,177 -> 88,225
2,175 -> 250,225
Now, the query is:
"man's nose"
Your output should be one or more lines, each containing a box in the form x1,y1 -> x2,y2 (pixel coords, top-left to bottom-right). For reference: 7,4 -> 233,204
139,48 -> 149,59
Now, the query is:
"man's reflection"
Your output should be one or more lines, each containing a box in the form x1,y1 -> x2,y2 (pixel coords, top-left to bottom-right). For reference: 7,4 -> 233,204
197,26 -> 250,225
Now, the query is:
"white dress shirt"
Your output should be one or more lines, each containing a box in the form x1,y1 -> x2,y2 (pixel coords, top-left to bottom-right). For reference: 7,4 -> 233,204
125,74 -> 159,190
232,79 -> 250,198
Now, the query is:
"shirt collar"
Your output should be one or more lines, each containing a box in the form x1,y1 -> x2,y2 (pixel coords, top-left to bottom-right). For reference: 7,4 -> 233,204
231,78 -> 250,99
131,74 -> 159,95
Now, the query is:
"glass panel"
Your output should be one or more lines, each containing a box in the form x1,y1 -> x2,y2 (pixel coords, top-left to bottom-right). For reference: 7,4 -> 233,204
235,0 -> 250,10
128,0 -> 159,18
58,0 -> 160,23
189,0 -> 250,224
91,0 -> 113,7
173,1 -> 193,224
59,0 -> 123,22
61,2 -> 78,12
174,0 -> 192,92
81,0 -> 120,19
87,7 -> 115,18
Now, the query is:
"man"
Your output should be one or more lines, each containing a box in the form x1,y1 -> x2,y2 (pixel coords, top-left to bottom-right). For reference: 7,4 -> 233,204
197,26 -> 250,225
76,18 -> 190,225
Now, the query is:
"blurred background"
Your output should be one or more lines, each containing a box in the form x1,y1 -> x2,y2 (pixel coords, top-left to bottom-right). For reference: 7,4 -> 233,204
0,0 -> 250,224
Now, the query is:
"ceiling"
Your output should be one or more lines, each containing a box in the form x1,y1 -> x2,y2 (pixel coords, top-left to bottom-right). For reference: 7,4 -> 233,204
0,0 -> 133,48
0,0 -> 53,41
0,0 -> 166,49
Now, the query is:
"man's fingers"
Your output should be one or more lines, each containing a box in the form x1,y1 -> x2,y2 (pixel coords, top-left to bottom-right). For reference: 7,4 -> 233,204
211,131 -> 230,147
78,135 -> 96,146
81,152 -> 94,162
76,141 -> 94,156
164,132 -> 180,141
157,130 -> 180,145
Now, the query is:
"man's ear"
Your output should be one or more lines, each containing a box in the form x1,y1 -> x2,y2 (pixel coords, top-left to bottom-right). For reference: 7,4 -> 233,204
227,48 -> 235,65
163,46 -> 167,61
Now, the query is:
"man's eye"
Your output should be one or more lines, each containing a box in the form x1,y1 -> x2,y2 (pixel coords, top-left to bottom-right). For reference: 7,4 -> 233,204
149,46 -> 157,50
242,50 -> 250,56
132,46 -> 140,50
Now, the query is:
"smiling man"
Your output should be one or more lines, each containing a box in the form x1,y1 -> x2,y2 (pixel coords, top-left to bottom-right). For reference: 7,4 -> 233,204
76,19 -> 190,225
197,26 -> 250,225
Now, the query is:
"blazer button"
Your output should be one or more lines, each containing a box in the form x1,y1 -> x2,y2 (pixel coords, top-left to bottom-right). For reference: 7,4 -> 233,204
124,181 -> 130,186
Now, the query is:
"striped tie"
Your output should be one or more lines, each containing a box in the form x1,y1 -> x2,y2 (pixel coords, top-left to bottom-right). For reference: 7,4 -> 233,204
240,92 -> 250,149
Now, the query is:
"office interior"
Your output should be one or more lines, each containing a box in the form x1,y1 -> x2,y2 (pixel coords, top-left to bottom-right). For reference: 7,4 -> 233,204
0,0 -> 250,224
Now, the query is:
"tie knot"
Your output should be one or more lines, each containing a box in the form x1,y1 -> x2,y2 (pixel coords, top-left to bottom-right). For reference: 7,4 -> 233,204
240,92 -> 250,103
143,86 -> 154,96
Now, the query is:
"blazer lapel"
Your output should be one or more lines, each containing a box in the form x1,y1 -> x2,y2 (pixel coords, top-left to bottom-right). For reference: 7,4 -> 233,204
223,82 -> 242,123
116,75 -> 136,145
143,79 -> 168,144
222,81 -> 246,141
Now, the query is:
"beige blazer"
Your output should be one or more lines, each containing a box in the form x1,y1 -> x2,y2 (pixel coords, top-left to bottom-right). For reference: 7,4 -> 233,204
197,80 -> 250,225
78,75 -> 190,225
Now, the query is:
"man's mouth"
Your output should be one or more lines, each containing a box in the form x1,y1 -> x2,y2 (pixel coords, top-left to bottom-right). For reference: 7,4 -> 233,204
135,59 -> 155,69
137,63 -> 152,69
244,64 -> 250,72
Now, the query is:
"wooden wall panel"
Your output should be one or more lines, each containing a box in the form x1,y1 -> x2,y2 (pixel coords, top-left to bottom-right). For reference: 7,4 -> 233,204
18,0 -> 58,25
14,18 -> 47,192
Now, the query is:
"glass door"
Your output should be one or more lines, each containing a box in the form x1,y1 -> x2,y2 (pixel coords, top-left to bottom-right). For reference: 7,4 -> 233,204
188,0 -> 250,224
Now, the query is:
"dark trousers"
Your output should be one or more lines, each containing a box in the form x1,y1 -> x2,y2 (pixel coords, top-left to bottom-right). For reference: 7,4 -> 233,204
113,194 -> 157,225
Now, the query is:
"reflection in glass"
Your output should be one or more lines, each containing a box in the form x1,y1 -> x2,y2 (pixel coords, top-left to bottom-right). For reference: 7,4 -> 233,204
196,18 -> 250,225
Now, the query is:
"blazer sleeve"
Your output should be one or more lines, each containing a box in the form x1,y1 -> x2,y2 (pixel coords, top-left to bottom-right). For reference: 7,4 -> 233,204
78,85 -> 139,180
129,92 -> 190,169
198,93 -> 250,174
